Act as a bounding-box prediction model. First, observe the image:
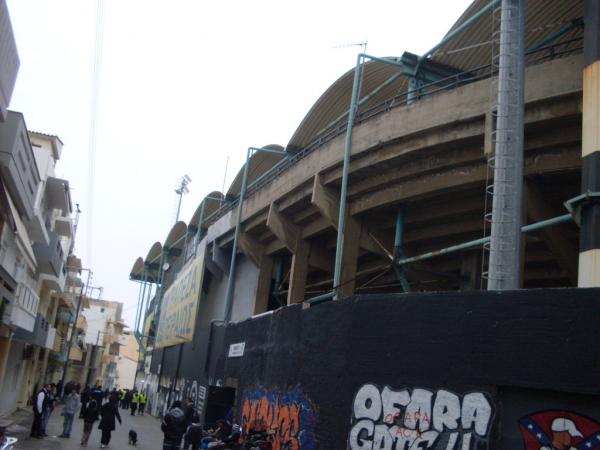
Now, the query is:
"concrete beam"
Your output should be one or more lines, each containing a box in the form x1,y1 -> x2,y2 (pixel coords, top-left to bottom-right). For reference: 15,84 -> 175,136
311,174 -> 390,259
266,203 -> 302,253
288,241 -> 309,304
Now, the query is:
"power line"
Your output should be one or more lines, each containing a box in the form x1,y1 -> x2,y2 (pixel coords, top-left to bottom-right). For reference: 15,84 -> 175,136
87,0 -> 106,266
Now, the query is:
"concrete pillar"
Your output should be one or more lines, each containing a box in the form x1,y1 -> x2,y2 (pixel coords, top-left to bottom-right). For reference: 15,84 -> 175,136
287,243 -> 309,304
254,256 -> 273,314
580,0 -> 600,286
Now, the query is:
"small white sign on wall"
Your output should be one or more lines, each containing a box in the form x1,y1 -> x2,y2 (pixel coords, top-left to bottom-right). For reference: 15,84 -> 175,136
228,342 -> 245,358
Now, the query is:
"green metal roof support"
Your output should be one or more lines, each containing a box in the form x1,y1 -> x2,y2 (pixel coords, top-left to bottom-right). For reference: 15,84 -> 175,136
223,146 -> 289,323
395,214 -> 572,266
332,53 -> 364,297
420,0 -> 501,62
527,18 -> 583,53
392,206 -> 411,292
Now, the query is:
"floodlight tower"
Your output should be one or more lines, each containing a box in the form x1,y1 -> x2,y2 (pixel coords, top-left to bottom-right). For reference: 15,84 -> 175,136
174,175 -> 192,222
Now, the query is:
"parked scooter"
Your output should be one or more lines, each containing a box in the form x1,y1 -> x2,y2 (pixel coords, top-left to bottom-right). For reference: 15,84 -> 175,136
0,427 -> 17,450
243,430 -> 272,450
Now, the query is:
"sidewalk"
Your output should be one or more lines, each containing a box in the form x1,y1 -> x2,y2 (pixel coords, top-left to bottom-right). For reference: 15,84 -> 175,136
4,405 -> 164,449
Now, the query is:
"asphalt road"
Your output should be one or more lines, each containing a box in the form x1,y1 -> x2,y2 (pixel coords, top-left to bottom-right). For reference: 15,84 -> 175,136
9,405 -> 164,450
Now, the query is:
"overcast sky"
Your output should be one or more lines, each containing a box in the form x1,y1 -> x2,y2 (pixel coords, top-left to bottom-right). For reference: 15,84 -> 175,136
6,0 -> 473,327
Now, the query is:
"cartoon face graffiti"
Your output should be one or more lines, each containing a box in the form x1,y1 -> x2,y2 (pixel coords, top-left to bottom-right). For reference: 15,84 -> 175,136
241,387 -> 318,450
348,384 -> 495,450
519,411 -> 600,450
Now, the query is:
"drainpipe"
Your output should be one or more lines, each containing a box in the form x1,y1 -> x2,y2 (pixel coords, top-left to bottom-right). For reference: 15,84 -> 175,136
579,0 -> 600,286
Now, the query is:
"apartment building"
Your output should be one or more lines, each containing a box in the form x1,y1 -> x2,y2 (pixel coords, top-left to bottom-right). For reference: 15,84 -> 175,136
81,299 -> 129,389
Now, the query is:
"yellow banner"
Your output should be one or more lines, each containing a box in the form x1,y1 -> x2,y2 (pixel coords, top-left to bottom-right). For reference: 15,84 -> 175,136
155,241 -> 205,348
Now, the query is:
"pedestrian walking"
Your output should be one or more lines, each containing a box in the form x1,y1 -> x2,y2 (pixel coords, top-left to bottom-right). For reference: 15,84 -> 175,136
92,383 -> 104,405
80,399 -> 99,447
40,383 -> 56,436
80,385 -> 91,418
119,388 -> 127,408
130,389 -> 139,416
98,395 -> 121,448
59,387 -> 80,438
124,388 -> 133,409
161,400 -> 187,450
138,391 -> 147,416
29,384 -> 48,439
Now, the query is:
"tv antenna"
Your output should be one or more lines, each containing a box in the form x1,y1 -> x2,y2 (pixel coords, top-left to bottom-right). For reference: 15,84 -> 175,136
333,40 -> 368,53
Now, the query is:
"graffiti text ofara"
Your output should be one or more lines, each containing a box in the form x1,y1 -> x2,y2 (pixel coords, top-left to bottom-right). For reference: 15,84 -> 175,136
349,385 -> 494,450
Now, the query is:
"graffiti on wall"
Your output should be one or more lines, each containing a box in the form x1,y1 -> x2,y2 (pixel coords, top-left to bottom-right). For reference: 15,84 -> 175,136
349,384 -> 494,450
519,411 -> 600,450
241,386 -> 318,450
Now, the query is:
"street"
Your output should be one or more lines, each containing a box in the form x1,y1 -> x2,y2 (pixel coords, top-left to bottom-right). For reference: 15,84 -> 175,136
8,406 -> 164,450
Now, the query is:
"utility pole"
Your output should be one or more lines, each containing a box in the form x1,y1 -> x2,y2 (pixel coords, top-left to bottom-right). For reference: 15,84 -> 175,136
60,268 -> 91,388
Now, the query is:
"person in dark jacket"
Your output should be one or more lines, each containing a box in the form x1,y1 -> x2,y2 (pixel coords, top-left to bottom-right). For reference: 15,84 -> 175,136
184,414 -> 204,450
80,385 -> 91,418
98,395 -> 121,448
161,401 -> 187,450
91,384 -> 104,405
80,399 -> 99,446
30,384 -> 49,438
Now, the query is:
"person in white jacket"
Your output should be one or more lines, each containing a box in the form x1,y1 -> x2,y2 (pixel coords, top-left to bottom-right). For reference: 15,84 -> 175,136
540,418 -> 583,450
60,388 -> 81,438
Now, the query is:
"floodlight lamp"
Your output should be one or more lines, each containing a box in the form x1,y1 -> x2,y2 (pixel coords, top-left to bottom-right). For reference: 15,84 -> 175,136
184,174 -> 192,182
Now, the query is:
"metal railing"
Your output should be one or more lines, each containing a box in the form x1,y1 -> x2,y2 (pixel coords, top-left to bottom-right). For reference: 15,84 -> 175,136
201,38 -> 583,230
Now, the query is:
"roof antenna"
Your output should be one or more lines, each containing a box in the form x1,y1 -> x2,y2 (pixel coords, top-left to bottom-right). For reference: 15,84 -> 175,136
333,40 -> 368,54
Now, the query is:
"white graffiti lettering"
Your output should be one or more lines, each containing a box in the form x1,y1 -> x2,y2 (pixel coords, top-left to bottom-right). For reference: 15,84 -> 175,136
349,385 -> 494,450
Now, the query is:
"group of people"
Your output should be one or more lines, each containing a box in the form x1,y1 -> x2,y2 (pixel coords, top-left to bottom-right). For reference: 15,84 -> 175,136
29,382 -> 147,448
118,388 -> 147,415
161,398 -> 235,450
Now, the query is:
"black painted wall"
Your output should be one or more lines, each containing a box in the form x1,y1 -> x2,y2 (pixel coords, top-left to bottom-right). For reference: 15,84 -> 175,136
206,288 -> 600,450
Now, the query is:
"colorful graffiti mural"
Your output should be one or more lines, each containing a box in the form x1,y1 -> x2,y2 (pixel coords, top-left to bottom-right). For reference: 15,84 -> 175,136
519,411 -> 600,450
348,384 -> 494,450
241,386 -> 318,450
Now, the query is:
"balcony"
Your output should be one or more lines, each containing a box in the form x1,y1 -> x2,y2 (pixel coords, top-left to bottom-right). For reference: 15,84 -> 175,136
76,315 -> 87,334
56,307 -> 73,324
0,1 -> 19,122
33,230 -> 67,291
45,177 -> 71,215
46,326 -> 57,351
0,263 -> 16,326
69,345 -> 83,362
0,112 -> 40,221
13,313 -> 49,347
7,282 -> 39,332
53,214 -> 73,238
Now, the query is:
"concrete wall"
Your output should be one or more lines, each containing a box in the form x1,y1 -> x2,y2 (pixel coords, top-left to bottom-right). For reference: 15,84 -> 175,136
0,340 -> 24,416
82,304 -> 108,345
